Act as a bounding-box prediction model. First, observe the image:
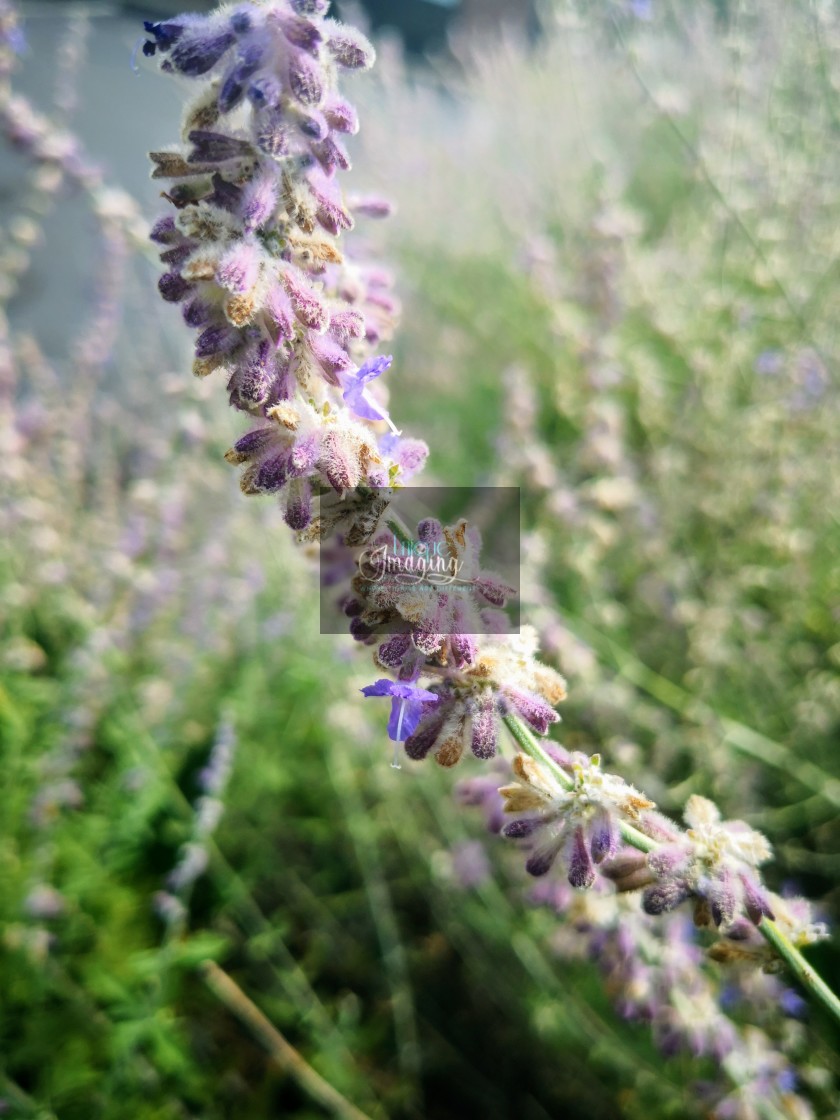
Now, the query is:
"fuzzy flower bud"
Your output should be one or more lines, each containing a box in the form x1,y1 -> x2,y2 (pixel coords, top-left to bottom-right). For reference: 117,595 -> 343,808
642,796 -> 775,929
499,753 -> 654,887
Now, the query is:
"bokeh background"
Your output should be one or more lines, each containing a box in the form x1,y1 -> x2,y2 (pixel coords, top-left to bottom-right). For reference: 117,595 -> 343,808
1,1 -> 839,1117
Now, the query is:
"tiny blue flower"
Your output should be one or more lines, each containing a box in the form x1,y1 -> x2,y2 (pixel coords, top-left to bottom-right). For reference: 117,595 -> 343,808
754,349 -> 784,376
779,987 -> 807,1019
361,678 -> 440,765
342,356 -> 400,433
777,1068 -> 797,1094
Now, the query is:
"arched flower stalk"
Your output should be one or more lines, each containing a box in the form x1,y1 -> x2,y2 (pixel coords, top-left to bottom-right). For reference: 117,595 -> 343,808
146,1 -> 840,1100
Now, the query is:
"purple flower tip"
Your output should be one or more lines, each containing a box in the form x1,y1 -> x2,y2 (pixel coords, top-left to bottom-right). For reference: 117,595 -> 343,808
360,678 -> 438,703
143,21 -> 184,52
356,355 -> 393,382
342,356 -> 396,425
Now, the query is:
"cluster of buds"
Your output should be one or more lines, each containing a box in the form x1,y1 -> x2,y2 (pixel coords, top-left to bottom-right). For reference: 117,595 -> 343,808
365,622 -> 568,770
498,747 -> 829,961
146,0 -> 427,530
457,767 -> 820,1105
347,517 -> 517,670
639,795 -> 776,927
500,750 -> 654,885
146,3 -> 564,762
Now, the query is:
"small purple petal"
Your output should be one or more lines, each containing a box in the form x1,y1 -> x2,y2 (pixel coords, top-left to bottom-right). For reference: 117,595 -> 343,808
361,678 -> 439,703
503,818 -> 542,839
386,696 -> 427,741
568,827 -> 595,888
470,698 -> 497,760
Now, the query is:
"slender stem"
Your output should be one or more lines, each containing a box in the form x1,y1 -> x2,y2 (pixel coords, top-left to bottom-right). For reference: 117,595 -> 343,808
502,713 -> 840,1028
758,919 -> 840,1026
201,961 -> 375,1120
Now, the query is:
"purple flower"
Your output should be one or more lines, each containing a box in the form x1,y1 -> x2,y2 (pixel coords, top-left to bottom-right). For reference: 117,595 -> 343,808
143,20 -> 187,56
361,678 -> 440,757
378,434 -> 428,480
754,348 -> 784,376
342,355 -> 400,432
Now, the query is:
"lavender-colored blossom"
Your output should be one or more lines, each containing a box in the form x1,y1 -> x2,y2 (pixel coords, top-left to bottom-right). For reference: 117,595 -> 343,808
342,354 -> 397,427
397,630 -> 566,768
346,516 -> 520,681
361,678 -> 440,741
450,841 -> 492,889
378,433 -> 428,479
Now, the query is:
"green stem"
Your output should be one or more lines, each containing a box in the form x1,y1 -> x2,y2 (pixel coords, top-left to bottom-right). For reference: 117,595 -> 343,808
202,961 -> 375,1120
502,713 -> 840,1028
758,919 -> 840,1026
385,517 -> 413,549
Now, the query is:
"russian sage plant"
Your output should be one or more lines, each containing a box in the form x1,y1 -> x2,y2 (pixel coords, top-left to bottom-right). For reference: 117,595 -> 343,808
139,1 -> 838,1114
